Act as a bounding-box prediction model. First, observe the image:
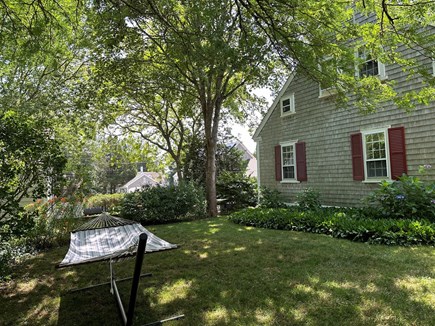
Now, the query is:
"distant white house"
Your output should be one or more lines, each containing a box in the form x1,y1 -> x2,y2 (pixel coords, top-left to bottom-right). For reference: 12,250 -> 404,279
118,171 -> 164,193
229,140 -> 257,178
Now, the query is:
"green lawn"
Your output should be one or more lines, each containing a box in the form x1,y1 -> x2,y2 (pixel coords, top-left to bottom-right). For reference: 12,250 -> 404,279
1,217 -> 434,325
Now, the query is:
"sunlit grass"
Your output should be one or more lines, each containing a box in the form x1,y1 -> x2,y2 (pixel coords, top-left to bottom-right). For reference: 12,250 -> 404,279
1,217 -> 434,325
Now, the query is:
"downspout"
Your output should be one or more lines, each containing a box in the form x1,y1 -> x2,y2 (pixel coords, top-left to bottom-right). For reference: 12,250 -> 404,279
254,136 -> 262,204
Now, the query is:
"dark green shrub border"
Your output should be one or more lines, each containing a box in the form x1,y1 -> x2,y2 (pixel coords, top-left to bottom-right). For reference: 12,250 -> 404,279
228,207 -> 435,246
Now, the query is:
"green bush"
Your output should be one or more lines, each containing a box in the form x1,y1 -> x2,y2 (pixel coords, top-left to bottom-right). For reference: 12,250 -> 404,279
229,207 -> 435,246
216,172 -> 257,213
362,174 -> 435,222
120,182 -> 206,224
0,205 -> 82,280
84,193 -> 125,214
258,187 -> 286,208
297,188 -> 322,211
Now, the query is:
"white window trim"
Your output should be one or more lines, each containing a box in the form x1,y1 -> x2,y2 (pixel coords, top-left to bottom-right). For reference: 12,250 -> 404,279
279,140 -> 299,183
318,57 -> 339,98
361,128 -> 391,183
355,49 -> 388,81
319,84 -> 338,98
281,93 -> 295,117
432,59 -> 435,77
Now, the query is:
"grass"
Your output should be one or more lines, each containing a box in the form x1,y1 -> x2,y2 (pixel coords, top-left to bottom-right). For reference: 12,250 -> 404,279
1,217 -> 434,325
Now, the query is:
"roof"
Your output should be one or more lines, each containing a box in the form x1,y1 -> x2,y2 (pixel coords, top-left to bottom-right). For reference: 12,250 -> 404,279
120,172 -> 161,189
253,72 -> 296,140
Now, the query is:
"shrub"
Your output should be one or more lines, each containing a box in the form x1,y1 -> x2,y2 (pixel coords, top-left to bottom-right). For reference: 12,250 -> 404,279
362,174 -> 435,222
297,188 -> 322,211
228,207 -> 435,246
22,200 -> 83,250
216,172 -> 257,213
0,206 -> 82,280
120,182 -> 206,224
258,187 -> 286,208
84,193 -> 125,214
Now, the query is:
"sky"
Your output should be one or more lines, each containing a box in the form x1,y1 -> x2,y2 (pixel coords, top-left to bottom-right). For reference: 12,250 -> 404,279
231,88 -> 273,153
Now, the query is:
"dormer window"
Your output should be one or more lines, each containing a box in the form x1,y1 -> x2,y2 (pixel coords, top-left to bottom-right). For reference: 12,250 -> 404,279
281,93 -> 295,116
356,49 -> 387,80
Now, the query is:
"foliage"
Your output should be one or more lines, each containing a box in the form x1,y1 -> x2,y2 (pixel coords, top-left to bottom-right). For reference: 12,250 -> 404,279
84,193 -> 125,214
216,171 -> 257,214
120,182 -> 206,224
0,111 -> 67,221
258,186 -> 287,208
1,199 -> 82,280
296,188 -> 322,211
184,135 -> 250,185
229,207 -> 435,246
362,174 -> 435,222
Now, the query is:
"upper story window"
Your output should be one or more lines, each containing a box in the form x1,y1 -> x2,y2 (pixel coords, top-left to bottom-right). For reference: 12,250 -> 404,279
319,56 -> 338,98
281,93 -> 295,116
356,49 -> 387,80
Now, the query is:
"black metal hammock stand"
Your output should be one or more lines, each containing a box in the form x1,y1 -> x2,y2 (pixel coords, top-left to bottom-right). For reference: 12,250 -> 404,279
57,213 -> 184,326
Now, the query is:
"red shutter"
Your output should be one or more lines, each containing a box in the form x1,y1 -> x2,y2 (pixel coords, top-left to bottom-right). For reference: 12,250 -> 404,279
351,133 -> 364,181
388,126 -> 407,180
274,145 -> 282,181
296,142 -> 307,181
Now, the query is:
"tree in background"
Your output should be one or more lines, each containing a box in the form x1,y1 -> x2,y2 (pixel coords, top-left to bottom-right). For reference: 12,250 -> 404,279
2,0 -> 434,217
0,111 -> 66,221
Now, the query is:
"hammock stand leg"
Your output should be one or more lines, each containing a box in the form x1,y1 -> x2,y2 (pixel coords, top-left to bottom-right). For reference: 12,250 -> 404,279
110,233 -> 184,326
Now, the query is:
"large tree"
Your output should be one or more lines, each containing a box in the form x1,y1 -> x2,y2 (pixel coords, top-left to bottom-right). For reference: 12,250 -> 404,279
3,0 -> 434,217
87,0 -> 435,216
89,0 -> 281,216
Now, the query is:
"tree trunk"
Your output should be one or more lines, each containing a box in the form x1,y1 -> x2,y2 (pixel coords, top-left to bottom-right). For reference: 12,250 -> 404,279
205,134 -> 218,217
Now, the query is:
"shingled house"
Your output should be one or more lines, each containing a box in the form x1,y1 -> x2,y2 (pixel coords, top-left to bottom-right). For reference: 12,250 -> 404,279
254,23 -> 435,207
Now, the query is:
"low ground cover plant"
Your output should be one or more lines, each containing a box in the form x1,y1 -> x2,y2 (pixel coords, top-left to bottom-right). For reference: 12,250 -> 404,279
229,207 -> 435,246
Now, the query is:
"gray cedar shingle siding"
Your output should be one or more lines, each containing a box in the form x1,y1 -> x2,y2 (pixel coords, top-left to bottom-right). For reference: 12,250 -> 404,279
257,52 -> 435,207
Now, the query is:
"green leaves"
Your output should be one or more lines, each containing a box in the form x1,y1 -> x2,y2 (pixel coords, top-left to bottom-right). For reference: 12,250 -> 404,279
229,207 -> 435,246
0,112 -> 67,221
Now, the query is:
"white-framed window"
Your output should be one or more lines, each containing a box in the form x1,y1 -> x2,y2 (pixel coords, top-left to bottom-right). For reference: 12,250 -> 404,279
281,141 -> 297,181
356,48 -> 387,80
281,93 -> 295,116
319,57 -> 338,98
362,129 -> 390,181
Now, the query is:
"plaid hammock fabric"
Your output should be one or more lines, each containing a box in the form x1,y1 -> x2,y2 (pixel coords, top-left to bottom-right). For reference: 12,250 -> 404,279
58,213 -> 177,268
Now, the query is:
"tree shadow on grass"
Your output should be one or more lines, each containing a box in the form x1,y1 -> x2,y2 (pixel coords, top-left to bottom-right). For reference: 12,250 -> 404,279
2,218 -> 435,325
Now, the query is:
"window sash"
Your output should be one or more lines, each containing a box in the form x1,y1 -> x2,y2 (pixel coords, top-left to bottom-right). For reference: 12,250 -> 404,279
363,130 -> 389,179
281,144 -> 296,180
281,94 -> 295,115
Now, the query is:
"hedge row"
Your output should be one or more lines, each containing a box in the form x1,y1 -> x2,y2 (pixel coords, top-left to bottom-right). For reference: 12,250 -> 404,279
228,207 -> 435,246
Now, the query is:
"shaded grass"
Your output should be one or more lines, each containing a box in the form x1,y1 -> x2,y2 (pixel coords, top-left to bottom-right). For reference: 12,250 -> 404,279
1,217 -> 434,325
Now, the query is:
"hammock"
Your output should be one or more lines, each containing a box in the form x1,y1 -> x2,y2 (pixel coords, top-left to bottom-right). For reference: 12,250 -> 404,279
57,213 -> 177,268
57,213 -> 184,326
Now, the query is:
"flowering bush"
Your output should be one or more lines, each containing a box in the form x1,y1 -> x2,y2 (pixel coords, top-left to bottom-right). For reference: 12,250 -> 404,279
362,173 -> 435,222
297,188 -> 322,211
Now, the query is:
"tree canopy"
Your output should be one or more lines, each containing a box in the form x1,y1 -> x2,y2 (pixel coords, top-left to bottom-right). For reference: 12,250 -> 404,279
1,0 -> 434,217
